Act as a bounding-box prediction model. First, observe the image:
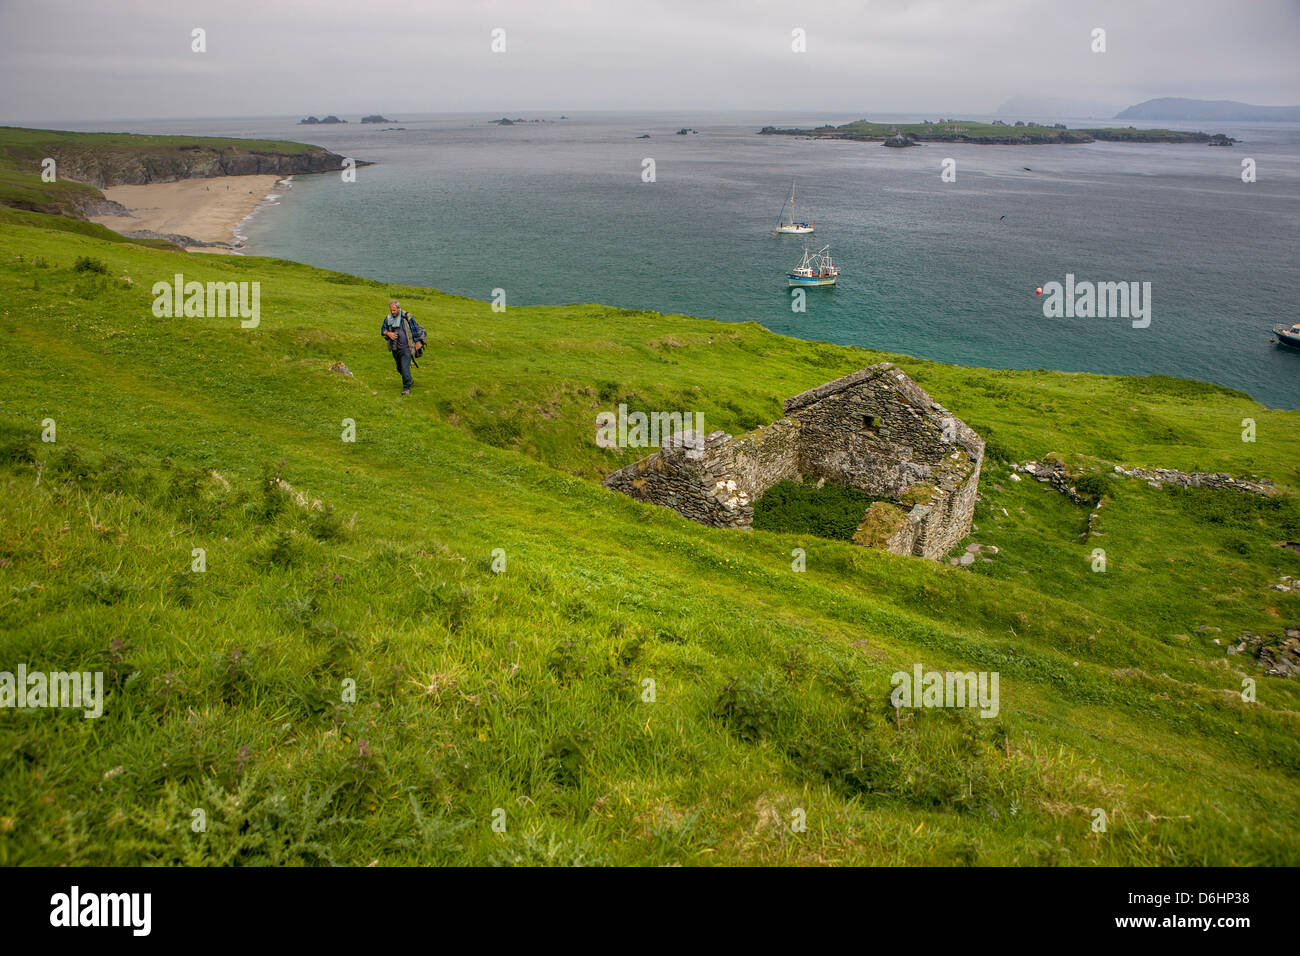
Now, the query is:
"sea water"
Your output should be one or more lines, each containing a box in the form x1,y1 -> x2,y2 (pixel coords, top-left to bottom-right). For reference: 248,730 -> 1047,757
61,112 -> 1300,408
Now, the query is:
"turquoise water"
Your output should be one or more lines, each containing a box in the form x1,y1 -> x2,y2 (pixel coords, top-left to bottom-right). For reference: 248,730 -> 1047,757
71,113 -> 1300,407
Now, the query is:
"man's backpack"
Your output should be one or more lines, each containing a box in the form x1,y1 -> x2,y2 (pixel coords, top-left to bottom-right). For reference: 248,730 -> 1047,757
401,312 -> 426,359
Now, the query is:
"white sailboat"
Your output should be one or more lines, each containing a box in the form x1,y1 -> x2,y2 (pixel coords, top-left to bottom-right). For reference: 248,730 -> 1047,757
771,180 -> 814,235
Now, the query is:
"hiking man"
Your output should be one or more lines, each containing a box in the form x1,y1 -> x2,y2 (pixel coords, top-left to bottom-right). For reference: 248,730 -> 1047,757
380,299 -> 426,395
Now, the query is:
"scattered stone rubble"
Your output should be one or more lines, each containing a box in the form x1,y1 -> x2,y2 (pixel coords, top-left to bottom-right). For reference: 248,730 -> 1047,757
948,541 -> 999,567
1012,459 -> 1089,504
1227,627 -> 1300,678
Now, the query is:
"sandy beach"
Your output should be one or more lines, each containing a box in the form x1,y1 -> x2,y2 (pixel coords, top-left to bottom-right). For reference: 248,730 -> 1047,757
89,175 -> 283,252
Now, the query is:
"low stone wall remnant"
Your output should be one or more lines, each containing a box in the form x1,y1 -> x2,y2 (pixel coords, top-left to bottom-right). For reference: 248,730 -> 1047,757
1012,459 -> 1275,500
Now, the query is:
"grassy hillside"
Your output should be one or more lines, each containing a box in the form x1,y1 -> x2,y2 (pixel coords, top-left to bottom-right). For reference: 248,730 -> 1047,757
0,205 -> 174,248
0,213 -> 1297,866
0,127 -> 320,155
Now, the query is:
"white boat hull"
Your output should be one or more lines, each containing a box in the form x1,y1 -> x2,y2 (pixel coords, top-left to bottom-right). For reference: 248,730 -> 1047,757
773,225 -> 815,235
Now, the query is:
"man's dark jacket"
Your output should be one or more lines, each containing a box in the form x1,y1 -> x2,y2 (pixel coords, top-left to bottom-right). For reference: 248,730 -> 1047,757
380,310 -> 426,354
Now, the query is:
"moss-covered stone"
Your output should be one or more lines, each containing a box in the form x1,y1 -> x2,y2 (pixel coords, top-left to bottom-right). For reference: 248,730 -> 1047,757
899,483 -> 938,507
853,501 -> 907,548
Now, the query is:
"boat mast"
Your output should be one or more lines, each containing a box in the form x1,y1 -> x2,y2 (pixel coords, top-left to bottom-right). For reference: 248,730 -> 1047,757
778,180 -> 796,228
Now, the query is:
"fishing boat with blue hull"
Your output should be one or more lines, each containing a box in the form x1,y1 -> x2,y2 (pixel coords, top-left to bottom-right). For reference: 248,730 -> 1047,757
772,180 -> 814,235
1272,323 -> 1300,350
788,245 -> 839,287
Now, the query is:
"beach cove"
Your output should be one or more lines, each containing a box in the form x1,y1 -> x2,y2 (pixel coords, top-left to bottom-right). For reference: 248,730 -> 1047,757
89,174 -> 285,252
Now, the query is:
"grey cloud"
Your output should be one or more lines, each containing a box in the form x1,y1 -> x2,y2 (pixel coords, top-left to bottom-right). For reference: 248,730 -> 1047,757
0,0 -> 1296,121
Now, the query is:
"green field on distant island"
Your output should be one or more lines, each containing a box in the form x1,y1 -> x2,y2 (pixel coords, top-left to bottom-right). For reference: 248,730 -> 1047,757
760,118 -> 1235,146
1,181 -> 1297,865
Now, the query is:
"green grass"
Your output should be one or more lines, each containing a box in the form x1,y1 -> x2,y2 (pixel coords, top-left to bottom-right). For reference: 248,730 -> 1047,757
0,126 -> 319,158
0,211 -> 1297,866
0,206 -> 173,247
0,162 -> 102,217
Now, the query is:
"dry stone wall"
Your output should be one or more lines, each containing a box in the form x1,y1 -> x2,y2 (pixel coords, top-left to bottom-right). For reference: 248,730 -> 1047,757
603,363 -> 984,561
1112,464 -> 1274,496
909,454 -> 982,559
603,423 -> 800,529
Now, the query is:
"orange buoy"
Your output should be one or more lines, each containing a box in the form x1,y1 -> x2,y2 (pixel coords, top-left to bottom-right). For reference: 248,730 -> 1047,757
1035,286 -> 1043,297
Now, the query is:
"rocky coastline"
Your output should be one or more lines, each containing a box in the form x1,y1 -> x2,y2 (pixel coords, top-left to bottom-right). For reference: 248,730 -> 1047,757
45,143 -> 352,189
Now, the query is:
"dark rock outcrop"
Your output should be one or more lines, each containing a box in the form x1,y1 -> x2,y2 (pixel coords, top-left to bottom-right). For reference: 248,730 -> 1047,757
73,197 -> 131,218
116,229 -> 228,249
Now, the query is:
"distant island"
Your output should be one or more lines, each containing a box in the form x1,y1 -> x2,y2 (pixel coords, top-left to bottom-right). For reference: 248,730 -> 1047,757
360,115 -> 394,124
1115,98 -> 1300,122
299,115 -> 346,125
759,118 -> 1235,146
491,117 -> 556,125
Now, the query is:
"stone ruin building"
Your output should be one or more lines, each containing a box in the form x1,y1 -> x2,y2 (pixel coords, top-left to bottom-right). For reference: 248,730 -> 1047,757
603,363 -> 985,561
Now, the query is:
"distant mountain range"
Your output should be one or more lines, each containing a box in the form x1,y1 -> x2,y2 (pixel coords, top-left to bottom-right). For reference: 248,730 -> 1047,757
1115,98 -> 1300,122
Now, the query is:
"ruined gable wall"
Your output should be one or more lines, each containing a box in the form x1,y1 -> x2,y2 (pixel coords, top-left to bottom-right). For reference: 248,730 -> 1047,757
782,364 -> 985,558
784,369 -> 952,498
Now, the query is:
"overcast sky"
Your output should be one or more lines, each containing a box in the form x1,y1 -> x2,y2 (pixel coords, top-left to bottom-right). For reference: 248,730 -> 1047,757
2,0 -> 1297,122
